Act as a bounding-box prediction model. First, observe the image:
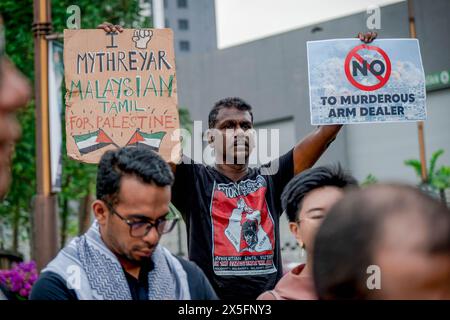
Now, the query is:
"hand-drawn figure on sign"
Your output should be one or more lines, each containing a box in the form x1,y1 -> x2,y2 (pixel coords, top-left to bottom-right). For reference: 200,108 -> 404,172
132,29 -> 153,49
73,129 -> 117,155
125,129 -> 166,152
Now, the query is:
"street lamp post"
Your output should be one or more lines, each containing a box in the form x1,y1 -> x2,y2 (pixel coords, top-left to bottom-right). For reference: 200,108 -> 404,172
32,0 -> 59,271
408,0 -> 428,184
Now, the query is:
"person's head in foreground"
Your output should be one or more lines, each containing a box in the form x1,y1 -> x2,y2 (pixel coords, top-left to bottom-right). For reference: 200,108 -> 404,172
258,165 -> 358,300
0,16 -> 30,301
31,147 -> 217,300
313,183 -> 450,300
0,16 -> 31,199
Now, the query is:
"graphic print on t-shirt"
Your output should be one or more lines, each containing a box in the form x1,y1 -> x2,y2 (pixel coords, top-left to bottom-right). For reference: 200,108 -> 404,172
211,175 -> 277,276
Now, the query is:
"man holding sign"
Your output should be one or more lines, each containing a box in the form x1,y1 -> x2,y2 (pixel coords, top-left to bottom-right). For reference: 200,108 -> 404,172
98,23 -> 376,299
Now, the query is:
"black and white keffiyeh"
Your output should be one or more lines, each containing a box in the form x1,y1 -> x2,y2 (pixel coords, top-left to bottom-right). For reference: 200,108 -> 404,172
43,221 -> 190,300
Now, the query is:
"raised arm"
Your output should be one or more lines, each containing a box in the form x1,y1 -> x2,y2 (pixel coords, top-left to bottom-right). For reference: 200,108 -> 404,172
293,125 -> 342,175
293,31 -> 377,175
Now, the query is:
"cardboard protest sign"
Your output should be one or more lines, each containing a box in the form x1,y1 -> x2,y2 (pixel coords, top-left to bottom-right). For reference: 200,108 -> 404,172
307,39 -> 426,125
64,29 -> 180,163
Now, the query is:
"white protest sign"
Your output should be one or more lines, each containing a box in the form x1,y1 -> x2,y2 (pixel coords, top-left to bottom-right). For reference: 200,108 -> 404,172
307,39 -> 426,125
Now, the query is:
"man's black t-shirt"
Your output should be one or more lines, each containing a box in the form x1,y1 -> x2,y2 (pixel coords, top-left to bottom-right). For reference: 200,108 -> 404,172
172,150 -> 294,300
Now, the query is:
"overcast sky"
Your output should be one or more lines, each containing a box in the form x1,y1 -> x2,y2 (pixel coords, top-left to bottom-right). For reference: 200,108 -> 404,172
215,0 -> 405,49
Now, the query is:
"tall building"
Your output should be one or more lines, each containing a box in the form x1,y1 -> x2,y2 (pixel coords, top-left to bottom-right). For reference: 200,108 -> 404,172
161,0 -> 217,56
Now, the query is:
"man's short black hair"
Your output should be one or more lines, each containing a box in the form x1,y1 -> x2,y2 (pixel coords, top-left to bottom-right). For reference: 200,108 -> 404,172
96,147 -> 174,204
281,165 -> 358,223
208,97 -> 254,128
313,184 -> 450,300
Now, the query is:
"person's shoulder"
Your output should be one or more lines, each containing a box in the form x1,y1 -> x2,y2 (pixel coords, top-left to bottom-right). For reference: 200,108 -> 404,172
30,271 -> 77,300
174,256 -> 218,300
257,290 -> 277,300
175,155 -> 209,175
258,148 -> 294,181
259,148 -> 294,170
177,155 -> 206,167
174,256 -> 203,277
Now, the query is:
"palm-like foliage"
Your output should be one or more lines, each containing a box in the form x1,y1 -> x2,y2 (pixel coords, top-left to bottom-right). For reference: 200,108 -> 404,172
404,149 -> 450,191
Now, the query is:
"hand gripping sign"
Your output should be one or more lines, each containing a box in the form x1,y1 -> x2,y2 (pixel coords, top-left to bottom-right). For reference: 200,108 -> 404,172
307,39 -> 426,125
64,29 -> 181,163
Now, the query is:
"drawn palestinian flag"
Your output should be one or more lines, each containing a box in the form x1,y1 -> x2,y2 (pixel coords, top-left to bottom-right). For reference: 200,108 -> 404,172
73,129 -> 115,155
126,129 -> 166,152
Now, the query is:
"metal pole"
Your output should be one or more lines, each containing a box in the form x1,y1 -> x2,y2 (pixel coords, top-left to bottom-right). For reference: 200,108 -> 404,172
32,0 -> 58,271
152,0 -> 165,28
407,0 -> 428,183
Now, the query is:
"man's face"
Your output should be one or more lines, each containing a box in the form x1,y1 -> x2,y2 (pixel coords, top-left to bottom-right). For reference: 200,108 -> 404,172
0,58 -> 30,198
290,186 -> 344,253
210,107 -> 254,165
97,175 -> 171,263
371,213 -> 450,299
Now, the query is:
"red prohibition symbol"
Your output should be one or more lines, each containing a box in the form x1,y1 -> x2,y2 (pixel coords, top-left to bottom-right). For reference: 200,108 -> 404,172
344,44 -> 392,91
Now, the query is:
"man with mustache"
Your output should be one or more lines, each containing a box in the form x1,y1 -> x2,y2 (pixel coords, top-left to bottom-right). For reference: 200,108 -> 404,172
97,23 -> 377,299
31,147 -> 217,300
171,96 -> 348,300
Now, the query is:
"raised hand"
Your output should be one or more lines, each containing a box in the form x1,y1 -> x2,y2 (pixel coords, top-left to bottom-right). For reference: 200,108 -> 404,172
96,21 -> 124,33
357,31 -> 378,43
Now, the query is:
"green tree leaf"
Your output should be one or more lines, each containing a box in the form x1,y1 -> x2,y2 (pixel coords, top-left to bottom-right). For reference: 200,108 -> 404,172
404,159 -> 422,178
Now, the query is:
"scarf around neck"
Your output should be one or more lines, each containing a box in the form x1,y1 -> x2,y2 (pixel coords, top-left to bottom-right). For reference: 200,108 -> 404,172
43,221 -> 191,300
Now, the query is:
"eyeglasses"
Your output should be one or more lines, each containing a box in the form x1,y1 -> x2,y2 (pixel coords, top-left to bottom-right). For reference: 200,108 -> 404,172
105,202 -> 178,237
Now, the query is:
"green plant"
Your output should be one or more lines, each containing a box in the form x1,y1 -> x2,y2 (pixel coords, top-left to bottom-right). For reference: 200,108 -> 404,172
361,173 -> 378,186
433,166 -> 450,191
404,149 -> 450,202
404,149 -> 450,191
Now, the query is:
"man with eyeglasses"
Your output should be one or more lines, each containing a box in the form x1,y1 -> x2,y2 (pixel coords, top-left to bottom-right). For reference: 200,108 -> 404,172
30,147 -> 217,300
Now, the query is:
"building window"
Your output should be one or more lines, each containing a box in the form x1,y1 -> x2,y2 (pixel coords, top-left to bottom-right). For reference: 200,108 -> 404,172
177,0 -> 187,8
179,40 -> 190,52
178,19 -> 189,30
164,0 -> 168,9
165,18 -> 169,28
